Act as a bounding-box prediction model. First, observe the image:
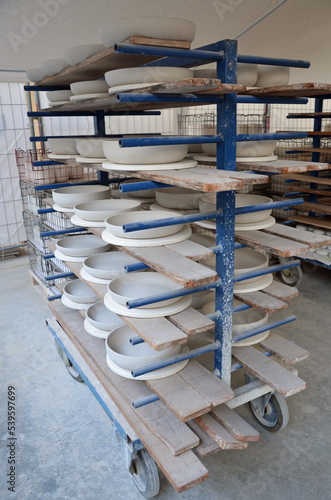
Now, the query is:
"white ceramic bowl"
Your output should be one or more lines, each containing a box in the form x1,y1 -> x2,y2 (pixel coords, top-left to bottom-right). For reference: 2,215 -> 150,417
201,140 -> 277,157
86,301 -> 124,331
235,194 -> 273,224
40,58 -> 70,76
56,234 -> 111,257
105,66 -> 193,88
99,17 -> 196,48
52,185 -> 111,209
105,324 -> 181,370
48,138 -> 78,155
76,138 -> 105,158
70,80 -> 109,95
107,272 -> 182,309
156,187 -> 202,209
63,279 -> 98,304
74,199 -> 141,221
46,90 -> 73,102
26,67 -> 47,83
83,251 -> 140,279
122,179 -> 156,198
105,210 -> 183,239
63,44 -> 105,65
102,138 -> 188,165
191,289 -> 215,309
255,65 -> 290,87
193,63 -> 257,86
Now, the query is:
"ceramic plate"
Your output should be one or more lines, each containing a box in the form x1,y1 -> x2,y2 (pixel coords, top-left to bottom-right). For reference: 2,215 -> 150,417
70,93 -> 109,101
233,273 -> 273,293
106,346 -> 190,380
71,214 -> 105,228
233,330 -> 270,347
236,155 -> 278,162
48,153 -> 78,160
150,203 -> 198,215
84,318 -> 113,339
101,226 -> 192,247
194,216 -> 276,232
80,267 -> 111,285
48,100 -> 71,106
54,249 -> 85,263
61,294 -> 92,310
104,292 -> 192,318
75,155 -> 106,164
111,190 -> 156,204
108,82 -> 164,95
53,203 -> 75,213
102,159 -> 197,172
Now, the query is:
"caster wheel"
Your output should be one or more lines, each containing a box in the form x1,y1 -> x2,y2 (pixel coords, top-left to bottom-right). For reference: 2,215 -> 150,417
249,393 -> 289,432
279,265 -> 303,287
131,449 -> 160,499
302,261 -> 318,274
54,341 -> 84,383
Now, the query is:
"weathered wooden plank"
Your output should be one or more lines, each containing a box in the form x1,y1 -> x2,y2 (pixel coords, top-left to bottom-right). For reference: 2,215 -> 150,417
178,360 -> 234,406
262,280 -> 299,301
48,301 -> 209,492
146,374 -> 212,422
290,215 -> 331,230
262,223 -> 331,248
257,332 -> 310,365
279,173 -> 331,186
298,201 -> 331,215
37,37 -> 192,86
235,229 -> 310,257
236,159 -> 331,174
242,83 -> 331,98
233,290 -> 289,312
121,316 -> 188,350
232,345 -> 306,396
166,240 -> 215,261
288,112 -> 331,118
146,79 -> 244,95
195,414 -> 248,450
287,186 -> 331,197
167,307 -> 215,335
121,245 -> 218,287
186,420 -> 221,457
211,405 -> 260,442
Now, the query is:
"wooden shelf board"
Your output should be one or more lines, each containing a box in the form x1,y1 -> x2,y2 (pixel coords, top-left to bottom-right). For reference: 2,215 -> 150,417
210,405 -> 260,442
235,229 -> 310,257
262,222 -> 331,248
290,214 -> 331,230
287,186 -> 331,197
298,201 -> 331,215
233,290 -> 289,313
277,131 -> 331,137
241,82 -> 331,98
262,280 -> 299,301
288,147 -> 331,154
287,112 -> 331,118
257,333 -> 310,365
236,159 -> 331,174
194,414 -> 248,450
279,173 -> 331,187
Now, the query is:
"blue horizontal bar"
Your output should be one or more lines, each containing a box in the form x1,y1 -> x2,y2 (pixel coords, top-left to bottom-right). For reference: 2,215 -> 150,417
232,351 -> 272,371
236,132 -> 308,141
209,244 -> 223,255
127,279 -> 222,309
206,312 -> 221,321
131,342 -> 220,378
28,111 -> 162,118
45,272 -> 75,281
237,54 -> 310,68
30,134 -> 123,142
43,253 -> 55,259
234,259 -> 300,283
33,160 -> 65,166
234,242 -> 247,250
132,394 -> 160,408
119,134 -> 223,148
123,210 -> 221,233
284,192 -> 302,197
237,96 -> 308,105
47,294 -> 62,301
125,262 -> 149,272
117,93 -> 224,104
115,42 -> 224,61
283,220 -> 294,225
130,336 -> 145,346
24,85 -> 70,91
38,208 -> 55,214
35,180 -> 101,191
232,315 -> 296,343
235,197 -> 304,215
233,303 -> 252,313
40,227 -> 87,237
119,181 -> 172,193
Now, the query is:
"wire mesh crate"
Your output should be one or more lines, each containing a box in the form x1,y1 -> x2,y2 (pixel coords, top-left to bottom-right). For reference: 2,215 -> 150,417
27,241 -> 71,292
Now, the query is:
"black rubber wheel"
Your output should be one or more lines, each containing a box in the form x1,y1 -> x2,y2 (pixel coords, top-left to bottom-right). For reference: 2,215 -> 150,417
131,449 -> 160,499
54,341 -> 84,383
249,393 -> 289,432
279,265 -> 303,287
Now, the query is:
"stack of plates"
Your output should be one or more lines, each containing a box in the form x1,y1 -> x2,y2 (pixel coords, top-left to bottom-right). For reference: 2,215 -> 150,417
55,234 -> 111,262
71,199 -> 142,228
81,251 -> 142,284
52,184 -> 111,212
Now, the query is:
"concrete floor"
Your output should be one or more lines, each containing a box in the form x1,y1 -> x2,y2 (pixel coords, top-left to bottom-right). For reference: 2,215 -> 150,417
0,254 -> 330,500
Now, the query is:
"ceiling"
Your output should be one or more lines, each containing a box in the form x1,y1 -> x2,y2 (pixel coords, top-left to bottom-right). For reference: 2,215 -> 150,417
0,0 -> 330,82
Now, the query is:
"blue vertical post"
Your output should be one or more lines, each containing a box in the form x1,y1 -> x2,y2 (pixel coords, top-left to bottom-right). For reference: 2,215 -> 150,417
94,110 -> 109,186
310,97 -> 323,208
214,39 -> 237,385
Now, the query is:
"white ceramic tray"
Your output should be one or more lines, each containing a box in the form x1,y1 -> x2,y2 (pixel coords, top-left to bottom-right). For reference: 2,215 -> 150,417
48,100 -> 71,106
70,93 -> 109,101
104,292 -> 192,318
150,203 -> 198,215
71,214 -> 105,228
61,294 -> 92,310
233,273 -> 273,293
48,154 -> 78,160
54,249 -> 85,263
102,159 -> 197,172
106,346 -> 190,380
195,216 -> 276,232
108,82 -> 164,95
111,190 -> 156,204
75,155 -> 106,164
53,203 -> 74,213
101,226 -> 192,247
84,318 -> 112,339
193,154 -> 278,163
80,267 -> 112,285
